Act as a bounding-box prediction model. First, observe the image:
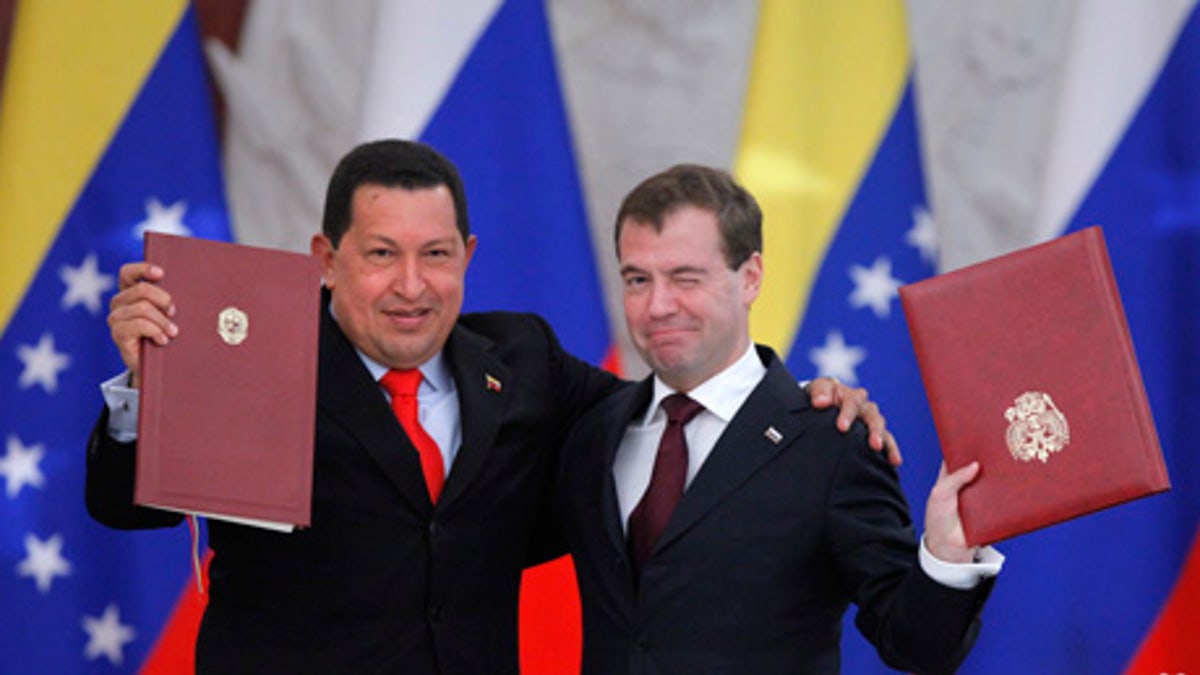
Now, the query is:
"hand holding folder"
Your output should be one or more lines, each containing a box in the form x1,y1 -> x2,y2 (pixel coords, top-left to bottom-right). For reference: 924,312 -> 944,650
134,233 -> 322,531
899,226 -> 1170,546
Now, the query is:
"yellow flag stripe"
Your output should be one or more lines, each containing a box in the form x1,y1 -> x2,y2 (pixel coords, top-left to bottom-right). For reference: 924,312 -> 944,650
0,0 -> 186,329
736,0 -> 912,355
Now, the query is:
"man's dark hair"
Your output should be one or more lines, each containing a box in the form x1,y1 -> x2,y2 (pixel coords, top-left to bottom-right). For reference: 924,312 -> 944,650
322,139 -> 470,247
614,164 -> 762,269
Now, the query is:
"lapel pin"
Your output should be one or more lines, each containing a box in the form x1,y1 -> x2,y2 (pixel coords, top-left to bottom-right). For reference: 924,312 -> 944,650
764,426 -> 783,444
485,374 -> 502,393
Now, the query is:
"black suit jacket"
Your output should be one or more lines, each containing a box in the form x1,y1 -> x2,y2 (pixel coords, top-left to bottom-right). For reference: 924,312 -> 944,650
86,304 -> 619,674
556,346 -> 992,675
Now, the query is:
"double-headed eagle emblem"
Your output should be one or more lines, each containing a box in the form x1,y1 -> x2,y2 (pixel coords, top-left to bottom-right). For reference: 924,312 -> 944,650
1004,391 -> 1070,463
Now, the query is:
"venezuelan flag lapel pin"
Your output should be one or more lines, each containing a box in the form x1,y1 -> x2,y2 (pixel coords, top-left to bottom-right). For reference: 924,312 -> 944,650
485,374 -> 502,393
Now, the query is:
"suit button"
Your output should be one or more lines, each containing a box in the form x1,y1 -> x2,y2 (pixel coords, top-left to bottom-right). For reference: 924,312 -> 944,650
428,522 -> 441,538
429,605 -> 444,622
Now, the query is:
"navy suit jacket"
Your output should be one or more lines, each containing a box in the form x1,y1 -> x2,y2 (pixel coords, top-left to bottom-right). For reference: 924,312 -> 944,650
556,346 -> 992,675
87,303 -> 619,674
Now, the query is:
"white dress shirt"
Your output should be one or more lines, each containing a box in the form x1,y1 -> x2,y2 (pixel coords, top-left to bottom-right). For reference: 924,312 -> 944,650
613,344 -> 765,529
611,343 -> 1002,588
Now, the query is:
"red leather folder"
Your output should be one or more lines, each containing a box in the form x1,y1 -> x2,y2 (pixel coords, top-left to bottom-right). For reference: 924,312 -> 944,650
135,232 -> 321,530
899,226 -> 1169,546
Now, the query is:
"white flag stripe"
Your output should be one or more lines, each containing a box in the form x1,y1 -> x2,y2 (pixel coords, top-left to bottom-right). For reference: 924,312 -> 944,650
359,0 -> 503,141
1036,0 -> 1196,239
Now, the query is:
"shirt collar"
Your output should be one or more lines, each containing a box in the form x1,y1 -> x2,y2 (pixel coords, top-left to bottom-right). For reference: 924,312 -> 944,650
331,300 -> 452,394
359,349 -> 452,394
643,344 -> 766,425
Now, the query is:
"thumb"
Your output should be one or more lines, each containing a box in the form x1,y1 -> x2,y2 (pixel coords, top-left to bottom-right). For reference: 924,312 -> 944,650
939,461 -> 981,494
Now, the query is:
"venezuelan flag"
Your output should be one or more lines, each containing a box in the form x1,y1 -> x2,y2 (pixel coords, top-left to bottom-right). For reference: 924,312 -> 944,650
736,0 -> 950,671
0,2 -> 231,672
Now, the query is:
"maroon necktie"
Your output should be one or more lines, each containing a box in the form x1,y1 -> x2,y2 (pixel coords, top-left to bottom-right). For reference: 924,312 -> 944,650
628,393 -> 705,573
380,369 -> 445,503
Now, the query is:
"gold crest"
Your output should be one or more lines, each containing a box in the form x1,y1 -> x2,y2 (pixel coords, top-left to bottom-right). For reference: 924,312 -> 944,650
1004,391 -> 1070,463
217,306 -> 249,346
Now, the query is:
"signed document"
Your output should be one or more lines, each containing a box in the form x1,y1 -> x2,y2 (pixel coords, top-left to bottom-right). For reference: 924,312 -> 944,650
135,232 -> 321,531
899,226 -> 1169,546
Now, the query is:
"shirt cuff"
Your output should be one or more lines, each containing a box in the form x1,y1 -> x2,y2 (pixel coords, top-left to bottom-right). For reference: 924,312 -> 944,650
919,534 -> 1004,590
100,371 -> 139,443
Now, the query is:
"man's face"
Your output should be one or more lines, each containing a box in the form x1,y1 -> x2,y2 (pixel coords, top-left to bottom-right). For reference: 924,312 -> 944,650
312,184 -> 476,370
618,205 -> 761,391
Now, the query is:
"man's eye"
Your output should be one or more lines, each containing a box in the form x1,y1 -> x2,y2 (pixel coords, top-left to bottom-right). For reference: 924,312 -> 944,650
623,275 -> 648,288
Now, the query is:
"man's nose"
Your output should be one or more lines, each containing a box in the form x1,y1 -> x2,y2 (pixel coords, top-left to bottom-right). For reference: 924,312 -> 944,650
646,281 -> 678,318
391,257 -> 425,298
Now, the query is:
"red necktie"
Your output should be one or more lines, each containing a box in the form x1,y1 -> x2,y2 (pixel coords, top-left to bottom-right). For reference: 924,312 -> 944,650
380,369 -> 445,503
628,393 -> 705,573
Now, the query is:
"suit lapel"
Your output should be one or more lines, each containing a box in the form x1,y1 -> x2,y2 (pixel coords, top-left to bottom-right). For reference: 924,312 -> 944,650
599,380 -> 655,561
316,304 -> 433,514
437,325 -> 511,506
655,348 -> 811,553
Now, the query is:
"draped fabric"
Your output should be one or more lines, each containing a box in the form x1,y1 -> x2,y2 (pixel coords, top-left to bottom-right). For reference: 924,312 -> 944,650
0,3 -> 232,672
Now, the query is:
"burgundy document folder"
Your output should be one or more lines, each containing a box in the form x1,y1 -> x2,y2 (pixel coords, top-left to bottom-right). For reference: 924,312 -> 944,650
899,226 -> 1169,546
135,233 -> 321,530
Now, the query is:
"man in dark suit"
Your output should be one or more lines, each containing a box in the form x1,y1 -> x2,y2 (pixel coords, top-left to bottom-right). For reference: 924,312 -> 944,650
87,141 -> 895,673
556,164 -> 1003,674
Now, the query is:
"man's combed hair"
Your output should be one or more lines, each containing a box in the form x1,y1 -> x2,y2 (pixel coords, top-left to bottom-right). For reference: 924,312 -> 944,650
614,164 -> 762,269
322,139 -> 470,246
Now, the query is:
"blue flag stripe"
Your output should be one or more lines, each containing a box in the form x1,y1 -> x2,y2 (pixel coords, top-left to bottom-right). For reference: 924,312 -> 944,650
417,0 -> 611,365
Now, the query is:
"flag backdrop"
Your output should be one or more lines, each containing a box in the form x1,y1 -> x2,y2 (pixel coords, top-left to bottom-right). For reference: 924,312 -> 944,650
978,2 -> 1200,673
0,2 -> 231,672
735,0 -> 943,671
738,0 -> 1200,673
358,0 -> 617,671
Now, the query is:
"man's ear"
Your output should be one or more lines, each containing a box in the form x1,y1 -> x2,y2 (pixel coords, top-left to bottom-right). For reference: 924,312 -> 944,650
741,251 -> 763,306
311,234 -> 335,287
463,234 -> 478,269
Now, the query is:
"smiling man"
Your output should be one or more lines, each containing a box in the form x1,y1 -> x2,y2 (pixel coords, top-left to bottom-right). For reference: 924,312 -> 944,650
315,182 -> 476,370
556,164 -> 1003,674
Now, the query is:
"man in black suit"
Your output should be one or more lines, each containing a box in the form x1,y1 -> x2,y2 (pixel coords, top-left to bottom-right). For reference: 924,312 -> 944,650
87,141 -> 895,673
556,164 -> 1003,674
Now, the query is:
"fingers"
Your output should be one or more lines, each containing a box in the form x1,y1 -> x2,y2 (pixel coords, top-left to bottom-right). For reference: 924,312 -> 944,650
935,461 -> 981,496
927,461 -> 980,512
809,378 -> 901,465
879,432 -> 903,467
835,389 -> 869,433
924,461 -> 981,563
807,376 -> 838,408
117,261 -> 165,291
808,377 -> 867,432
108,262 -> 178,381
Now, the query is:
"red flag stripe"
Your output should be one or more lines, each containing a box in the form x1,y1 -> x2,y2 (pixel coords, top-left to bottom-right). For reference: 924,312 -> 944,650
1123,528 -> 1200,674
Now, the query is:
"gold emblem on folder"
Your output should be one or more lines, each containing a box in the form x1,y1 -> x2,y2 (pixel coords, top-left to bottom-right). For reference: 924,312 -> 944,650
218,307 -> 249,346
1004,391 -> 1070,463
